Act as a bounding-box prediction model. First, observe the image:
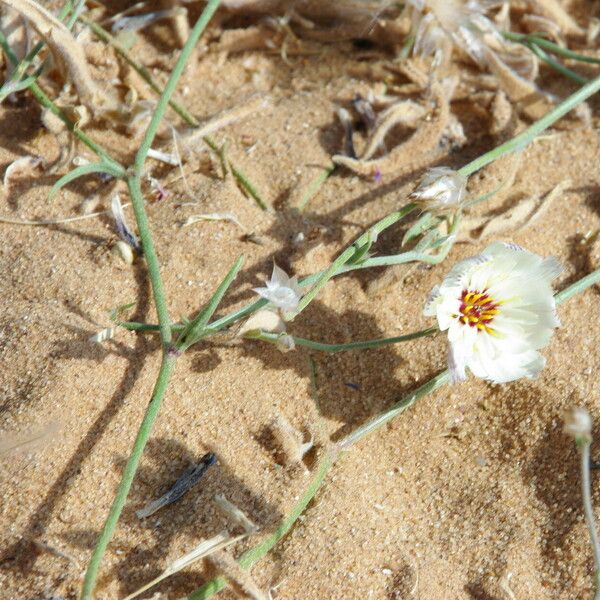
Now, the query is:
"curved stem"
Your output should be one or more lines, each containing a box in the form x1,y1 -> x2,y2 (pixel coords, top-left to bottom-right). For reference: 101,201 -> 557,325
81,3 -> 222,596
126,177 -> 172,343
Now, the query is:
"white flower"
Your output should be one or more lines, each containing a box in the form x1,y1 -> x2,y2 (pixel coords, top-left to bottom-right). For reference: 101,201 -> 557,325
253,264 -> 302,313
409,166 -> 467,214
424,242 -> 561,384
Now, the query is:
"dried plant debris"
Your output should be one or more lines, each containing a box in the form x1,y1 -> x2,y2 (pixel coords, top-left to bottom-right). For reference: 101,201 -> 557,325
183,212 -> 245,230
111,195 -> 141,253
0,421 -> 61,457
123,530 -> 249,600
174,95 -> 271,159
526,0 -> 584,36
333,78 -> 457,177
207,550 -> 267,600
269,414 -> 313,467
459,180 -> 568,243
0,0 -> 118,115
136,452 -> 217,519
214,494 -> 259,534
3,155 -> 43,193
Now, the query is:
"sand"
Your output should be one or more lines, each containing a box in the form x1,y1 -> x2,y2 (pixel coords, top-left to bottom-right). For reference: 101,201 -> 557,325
1,2 -> 600,598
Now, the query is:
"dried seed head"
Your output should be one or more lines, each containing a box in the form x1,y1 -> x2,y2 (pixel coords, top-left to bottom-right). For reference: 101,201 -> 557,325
564,407 -> 592,443
409,166 -> 466,214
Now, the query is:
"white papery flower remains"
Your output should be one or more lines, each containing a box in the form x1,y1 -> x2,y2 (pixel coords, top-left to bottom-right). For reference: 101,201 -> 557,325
425,242 -> 561,384
253,264 -> 302,313
410,166 -> 467,214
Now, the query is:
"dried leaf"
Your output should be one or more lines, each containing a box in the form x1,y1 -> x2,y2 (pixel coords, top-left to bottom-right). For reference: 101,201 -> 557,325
208,550 -> 267,600
0,0 -> 117,114
123,531 -> 248,600
3,155 -> 42,192
332,79 -> 453,176
183,212 -> 245,230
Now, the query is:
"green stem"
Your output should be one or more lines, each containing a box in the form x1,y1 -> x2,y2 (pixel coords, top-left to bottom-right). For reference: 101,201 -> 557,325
80,356 -> 176,599
554,268 -> 600,305
292,203 -> 418,317
251,327 -> 438,353
126,177 -> 173,343
527,43 -> 588,85
503,32 -> 600,66
81,3 -> 222,596
339,370 -> 450,449
457,72 -> 600,178
133,0 -> 222,179
579,440 -> 600,600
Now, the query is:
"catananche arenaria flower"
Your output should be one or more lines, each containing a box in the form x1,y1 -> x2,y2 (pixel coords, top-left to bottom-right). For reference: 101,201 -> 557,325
424,242 -> 561,383
253,264 -> 302,313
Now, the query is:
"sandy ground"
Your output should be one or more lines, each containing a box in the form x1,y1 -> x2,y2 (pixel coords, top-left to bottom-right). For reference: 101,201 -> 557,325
1,2 -> 600,599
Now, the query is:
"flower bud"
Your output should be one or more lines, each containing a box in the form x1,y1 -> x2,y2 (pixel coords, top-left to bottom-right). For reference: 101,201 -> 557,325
564,407 -> 593,443
409,167 -> 467,214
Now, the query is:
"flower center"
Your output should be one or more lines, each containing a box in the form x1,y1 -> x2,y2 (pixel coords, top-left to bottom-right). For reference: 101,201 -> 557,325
458,290 -> 499,333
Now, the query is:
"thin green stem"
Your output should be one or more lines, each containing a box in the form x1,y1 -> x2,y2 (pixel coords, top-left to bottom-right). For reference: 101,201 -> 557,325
81,4 -> 222,597
292,203 -> 418,317
457,72 -> 600,178
202,137 -> 269,210
176,255 -> 245,351
503,32 -> 600,66
0,30 -> 118,167
126,177 -> 172,343
251,327 -> 438,352
554,268 -> 600,305
133,0 -> 222,179
80,356 -> 177,599
528,43 -> 588,85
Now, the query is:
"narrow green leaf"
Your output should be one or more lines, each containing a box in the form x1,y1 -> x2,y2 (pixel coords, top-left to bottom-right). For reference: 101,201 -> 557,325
49,162 -> 120,201
176,255 -> 244,351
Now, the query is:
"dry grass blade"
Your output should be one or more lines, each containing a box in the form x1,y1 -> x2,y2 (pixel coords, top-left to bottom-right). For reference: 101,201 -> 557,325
177,95 -> 271,158
207,550 -> 267,600
183,212 -> 245,230
0,0 -> 116,113
123,531 -> 248,600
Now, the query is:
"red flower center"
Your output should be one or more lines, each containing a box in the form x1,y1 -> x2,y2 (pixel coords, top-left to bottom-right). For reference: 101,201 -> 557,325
458,290 -> 499,333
